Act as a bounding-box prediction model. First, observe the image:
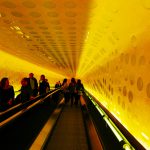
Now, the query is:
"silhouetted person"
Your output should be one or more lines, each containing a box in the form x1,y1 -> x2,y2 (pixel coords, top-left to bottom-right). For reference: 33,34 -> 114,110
58,81 -> 61,87
76,79 -> 84,106
69,78 -> 77,106
39,75 -> 50,95
55,82 -> 59,88
45,79 -> 50,92
55,81 -> 61,89
62,78 -> 69,103
20,78 -> 33,103
0,77 -> 14,111
28,73 -> 38,96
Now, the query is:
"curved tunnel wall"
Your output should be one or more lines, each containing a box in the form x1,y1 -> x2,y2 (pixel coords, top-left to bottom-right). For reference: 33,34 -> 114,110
79,1 -> 150,149
82,31 -> 150,149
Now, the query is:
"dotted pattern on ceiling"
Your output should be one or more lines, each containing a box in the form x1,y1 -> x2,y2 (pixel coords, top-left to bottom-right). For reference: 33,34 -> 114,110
0,0 -> 91,77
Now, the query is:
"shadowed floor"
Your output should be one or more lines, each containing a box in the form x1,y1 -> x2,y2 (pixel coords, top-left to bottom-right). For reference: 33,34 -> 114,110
45,103 -> 89,150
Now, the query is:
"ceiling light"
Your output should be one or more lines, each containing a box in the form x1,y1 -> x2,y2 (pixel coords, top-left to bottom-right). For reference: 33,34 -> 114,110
25,35 -> 30,39
10,26 -> 14,30
14,26 -> 21,31
141,132 -> 149,140
16,31 -> 23,35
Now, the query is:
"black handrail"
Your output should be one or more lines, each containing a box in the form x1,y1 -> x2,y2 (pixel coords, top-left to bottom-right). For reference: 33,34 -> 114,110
85,90 -> 146,150
80,96 -> 103,150
0,89 -> 57,117
30,98 -> 64,150
0,89 -> 60,128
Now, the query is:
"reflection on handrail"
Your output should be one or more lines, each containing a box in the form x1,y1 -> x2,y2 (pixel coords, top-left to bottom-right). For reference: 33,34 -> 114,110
30,98 -> 64,150
0,89 -> 60,128
0,93 -> 40,116
85,91 -> 135,150
0,89 -> 58,117
0,103 -> 22,116
103,116 -> 123,142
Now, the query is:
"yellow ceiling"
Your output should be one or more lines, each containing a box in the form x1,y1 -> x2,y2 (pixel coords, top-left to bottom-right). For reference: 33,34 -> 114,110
0,0 -> 92,77
0,0 -> 150,78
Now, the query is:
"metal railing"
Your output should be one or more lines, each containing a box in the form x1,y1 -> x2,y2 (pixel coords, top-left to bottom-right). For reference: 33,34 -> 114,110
80,96 -> 103,150
85,90 -> 143,150
0,89 -> 60,128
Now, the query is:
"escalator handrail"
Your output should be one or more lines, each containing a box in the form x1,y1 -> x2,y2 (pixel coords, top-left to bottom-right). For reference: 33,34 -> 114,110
80,96 -> 103,150
30,98 -> 64,150
85,90 -> 146,150
0,89 -> 60,128
0,103 -> 22,116
0,95 -> 39,116
0,89 -> 57,116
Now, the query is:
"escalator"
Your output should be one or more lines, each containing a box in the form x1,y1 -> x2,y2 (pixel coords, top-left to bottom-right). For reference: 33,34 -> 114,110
0,90 -> 62,150
43,104 -> 89,150
39,92 -> 144,150
0,90 -> 144,150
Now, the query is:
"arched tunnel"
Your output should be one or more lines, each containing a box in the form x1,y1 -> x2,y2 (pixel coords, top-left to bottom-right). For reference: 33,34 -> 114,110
0,0 -> 150,149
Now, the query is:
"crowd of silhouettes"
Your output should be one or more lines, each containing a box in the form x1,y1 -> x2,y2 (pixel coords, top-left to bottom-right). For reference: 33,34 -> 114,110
0,75 -> 84,112
62,78 -> 84,106
0,73 -> 50,112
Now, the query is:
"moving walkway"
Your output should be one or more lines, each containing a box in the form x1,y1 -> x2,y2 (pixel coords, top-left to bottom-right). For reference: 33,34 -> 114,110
0,90 -> 144,150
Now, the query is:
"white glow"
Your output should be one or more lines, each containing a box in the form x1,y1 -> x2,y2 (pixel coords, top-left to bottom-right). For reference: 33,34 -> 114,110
85,32 -> 90,41
123,144 -> 132,150
10,26 -> 14,30
112,112 -> 122,123
96,105 -> 105,116
103,116 -> 123,142
14,26 -> 21,31
25,35 -> 30,39
117,111 -> 120,115
16,31 -> 23,35
141,132 -> 149,140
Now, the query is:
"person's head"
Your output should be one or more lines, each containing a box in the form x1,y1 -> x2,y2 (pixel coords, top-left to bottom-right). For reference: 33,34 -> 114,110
40,75 -> 45,81
71,78 -> 76,84
21,78 -> 28,86
29,73 -> 34,78
0,77 -> 9,88
63,78 -> 67,84
77,79 -> 81,84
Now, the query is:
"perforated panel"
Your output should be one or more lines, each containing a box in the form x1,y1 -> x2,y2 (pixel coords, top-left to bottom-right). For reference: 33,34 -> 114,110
0,0 -> 91,76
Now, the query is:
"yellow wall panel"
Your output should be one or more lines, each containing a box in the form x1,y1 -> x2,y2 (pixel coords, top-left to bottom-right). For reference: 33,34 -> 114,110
82,31 -> 150,149
78,0 -> 150,149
